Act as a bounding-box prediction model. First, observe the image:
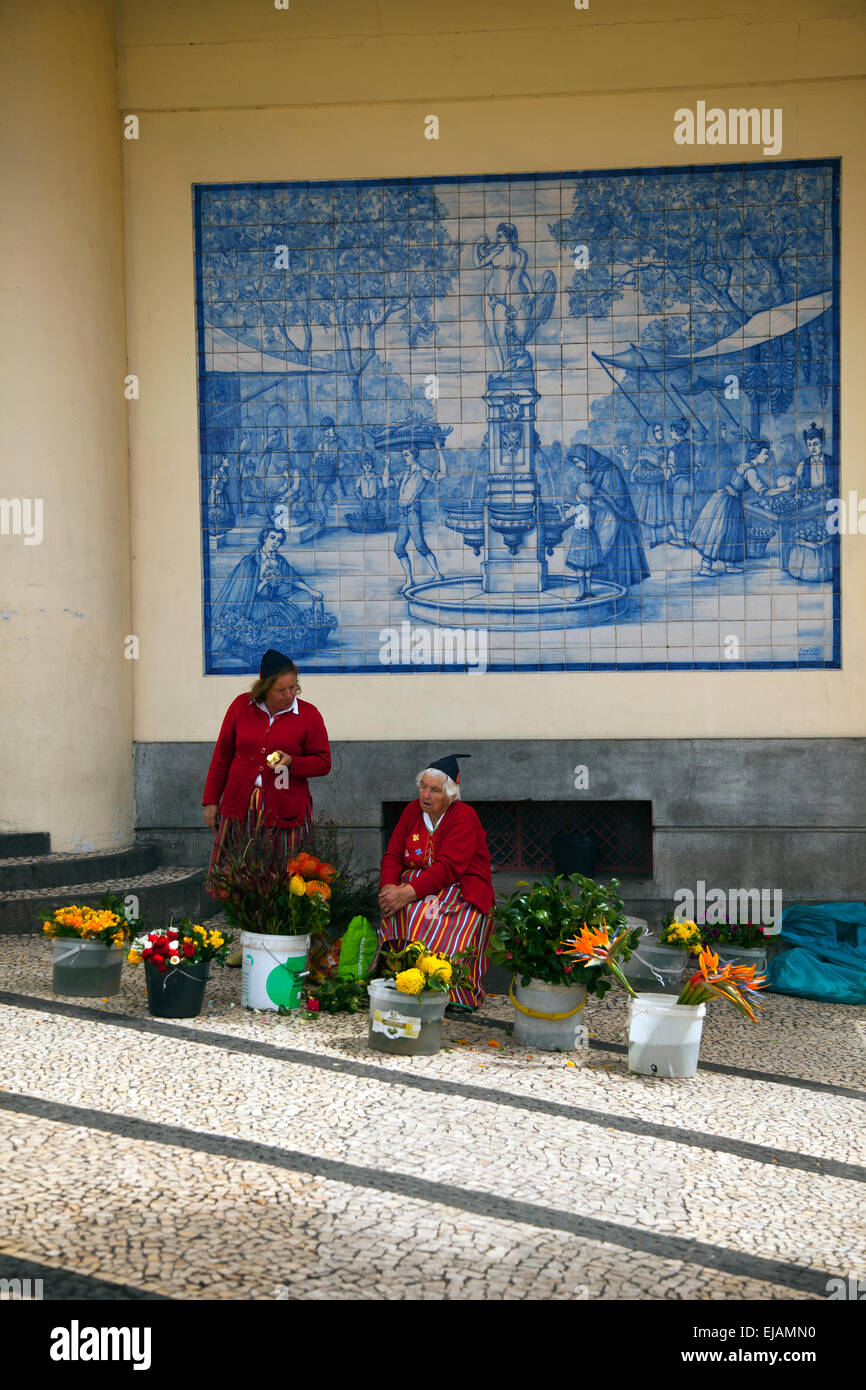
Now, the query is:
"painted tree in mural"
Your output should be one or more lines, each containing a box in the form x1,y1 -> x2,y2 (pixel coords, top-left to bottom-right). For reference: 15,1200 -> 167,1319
200,183 -> 461,418
549,165 -> 834,435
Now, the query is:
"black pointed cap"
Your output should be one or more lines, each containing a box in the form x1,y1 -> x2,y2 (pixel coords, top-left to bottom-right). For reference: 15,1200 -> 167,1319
259,648 -> 294,680
428,752 -> 471,784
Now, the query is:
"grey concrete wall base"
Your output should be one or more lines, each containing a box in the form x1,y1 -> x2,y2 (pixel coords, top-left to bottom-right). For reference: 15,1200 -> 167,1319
135,738 -> 866,902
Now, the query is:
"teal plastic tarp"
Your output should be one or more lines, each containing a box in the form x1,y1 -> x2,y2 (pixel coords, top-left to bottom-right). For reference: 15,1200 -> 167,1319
766,902 -> 866,1005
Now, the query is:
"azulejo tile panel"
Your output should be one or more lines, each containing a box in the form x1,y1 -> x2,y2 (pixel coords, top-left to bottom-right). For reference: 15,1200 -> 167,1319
194,160 -> 840,674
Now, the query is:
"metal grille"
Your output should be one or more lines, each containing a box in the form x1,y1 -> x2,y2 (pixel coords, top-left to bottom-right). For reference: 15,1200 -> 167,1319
382,801 -> 652,874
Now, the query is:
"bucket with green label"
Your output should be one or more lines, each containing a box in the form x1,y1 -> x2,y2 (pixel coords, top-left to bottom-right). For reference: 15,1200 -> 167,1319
240,930 -> 310,1011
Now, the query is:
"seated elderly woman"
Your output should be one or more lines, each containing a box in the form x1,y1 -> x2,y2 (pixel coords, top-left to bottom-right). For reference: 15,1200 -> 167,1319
378,753 -> 495,1009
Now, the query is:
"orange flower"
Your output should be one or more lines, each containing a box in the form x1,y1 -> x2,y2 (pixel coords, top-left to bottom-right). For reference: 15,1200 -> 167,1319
286,857 -> 302,875
305,879 -> 331,901
295,852 -> 318,876
680,946 -> 768,1020
315,861 -> 337,884
560,920 -> 637,997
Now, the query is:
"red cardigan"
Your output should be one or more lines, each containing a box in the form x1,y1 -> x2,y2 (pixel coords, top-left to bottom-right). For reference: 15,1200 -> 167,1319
202,694 -> 331,827
380,800 -> 495,915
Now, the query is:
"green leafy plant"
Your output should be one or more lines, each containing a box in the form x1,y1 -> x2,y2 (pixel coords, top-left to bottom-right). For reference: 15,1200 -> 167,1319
303,976 -> 369,1014
490,873 -> 641,1000
700,922 -> 770,950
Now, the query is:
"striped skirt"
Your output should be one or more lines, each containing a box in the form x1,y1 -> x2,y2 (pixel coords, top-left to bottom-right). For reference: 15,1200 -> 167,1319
206,787 -> 310,898
377,868 -> 494,1009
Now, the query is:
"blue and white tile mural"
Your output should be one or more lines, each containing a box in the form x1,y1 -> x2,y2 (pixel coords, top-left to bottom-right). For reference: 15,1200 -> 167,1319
195,160 -> 840,673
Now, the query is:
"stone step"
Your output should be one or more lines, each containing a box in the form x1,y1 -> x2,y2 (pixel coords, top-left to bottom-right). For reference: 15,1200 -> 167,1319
0,844 -> 159,893
0,867 -> 209,935
0,832 -> 51,857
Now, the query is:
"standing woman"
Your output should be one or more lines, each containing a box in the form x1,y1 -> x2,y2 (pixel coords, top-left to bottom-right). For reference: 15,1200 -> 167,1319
691,439 -> 792,576
202,649 -> 331,894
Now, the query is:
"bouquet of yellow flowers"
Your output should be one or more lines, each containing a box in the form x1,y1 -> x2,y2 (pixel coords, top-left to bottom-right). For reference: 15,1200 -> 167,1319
380,940 -> 467,996
659,918 -> 703,954
41,900 -> 129,949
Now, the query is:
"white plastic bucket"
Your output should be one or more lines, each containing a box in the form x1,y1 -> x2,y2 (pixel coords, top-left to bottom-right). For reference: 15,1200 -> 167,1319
367,977 -> 448,1056
511,978 -> 588,1053
240,930 -> 310,1011
621,941 -> 688,996
628,992 -> 706,1078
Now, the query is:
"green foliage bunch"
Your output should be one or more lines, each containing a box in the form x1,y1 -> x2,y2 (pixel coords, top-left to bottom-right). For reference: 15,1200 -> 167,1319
491,873 -> 640,1000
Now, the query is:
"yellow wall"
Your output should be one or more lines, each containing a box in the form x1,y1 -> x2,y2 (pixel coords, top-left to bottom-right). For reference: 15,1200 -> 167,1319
118,0 -> 866,742
0,0 -> 133,850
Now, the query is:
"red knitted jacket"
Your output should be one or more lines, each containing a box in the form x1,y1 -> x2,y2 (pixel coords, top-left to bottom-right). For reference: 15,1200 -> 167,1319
380,799 -> 495,914
202,694 -> 331,827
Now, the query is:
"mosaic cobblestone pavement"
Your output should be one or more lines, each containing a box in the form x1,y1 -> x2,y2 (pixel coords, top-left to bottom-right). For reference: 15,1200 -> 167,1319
0,934 -> 863,1301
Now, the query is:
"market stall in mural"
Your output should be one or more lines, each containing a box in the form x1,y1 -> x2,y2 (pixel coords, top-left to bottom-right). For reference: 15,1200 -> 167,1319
195,159 -> 839,673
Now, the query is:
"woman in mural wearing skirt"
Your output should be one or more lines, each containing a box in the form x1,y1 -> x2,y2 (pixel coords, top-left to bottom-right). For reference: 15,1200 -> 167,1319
631,422 -> 668,548
378,755 -> 495,1010
202,650 -> 331,958
691,439 -> 793,576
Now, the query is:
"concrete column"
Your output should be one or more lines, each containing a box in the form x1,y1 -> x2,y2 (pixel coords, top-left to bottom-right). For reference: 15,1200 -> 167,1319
0,2 -> 133,850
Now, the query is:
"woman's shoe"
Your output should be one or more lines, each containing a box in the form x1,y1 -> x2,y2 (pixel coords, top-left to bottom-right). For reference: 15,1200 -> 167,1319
226,947 -> 242,968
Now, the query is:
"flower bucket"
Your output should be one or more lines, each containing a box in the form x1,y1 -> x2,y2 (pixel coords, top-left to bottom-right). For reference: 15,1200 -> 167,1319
628,992 -> 706,1078
621,942 -> 687,996
367,977 -> 448,1056
145,959 -> 211,1019
510,978 -> 588,1053
52,940 -> 124,997
241,930 -> 309,1011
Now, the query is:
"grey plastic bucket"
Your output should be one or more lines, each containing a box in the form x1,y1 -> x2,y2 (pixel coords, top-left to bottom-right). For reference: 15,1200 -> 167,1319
367,977 -> 448,1056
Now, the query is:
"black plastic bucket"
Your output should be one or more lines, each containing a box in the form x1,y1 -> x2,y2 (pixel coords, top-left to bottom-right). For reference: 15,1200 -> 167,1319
145,959 -> 211,1018
550,831 -> 598,878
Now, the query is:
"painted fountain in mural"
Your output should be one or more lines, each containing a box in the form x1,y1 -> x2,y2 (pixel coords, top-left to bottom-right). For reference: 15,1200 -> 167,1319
406,226 -> 624,629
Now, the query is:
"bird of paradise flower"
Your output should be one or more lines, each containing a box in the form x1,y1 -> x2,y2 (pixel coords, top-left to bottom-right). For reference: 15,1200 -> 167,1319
558,921 -> 639,997
678,946 -> 768,1021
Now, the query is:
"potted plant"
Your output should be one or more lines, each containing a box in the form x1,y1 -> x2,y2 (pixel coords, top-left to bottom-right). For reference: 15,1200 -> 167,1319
42,896 -> 133,997
207,832 -> 336,1011
491,873 -> 641,1051
367,942 -> 467,1056
128,919 -> 233,1018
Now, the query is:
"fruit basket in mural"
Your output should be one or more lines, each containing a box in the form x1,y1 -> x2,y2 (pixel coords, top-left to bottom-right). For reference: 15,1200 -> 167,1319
213,605 -> 338,665
744,524 -> 773,558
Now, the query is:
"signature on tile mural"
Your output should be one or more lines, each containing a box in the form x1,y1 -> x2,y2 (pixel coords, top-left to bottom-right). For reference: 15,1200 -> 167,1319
194,160 -> 839,673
